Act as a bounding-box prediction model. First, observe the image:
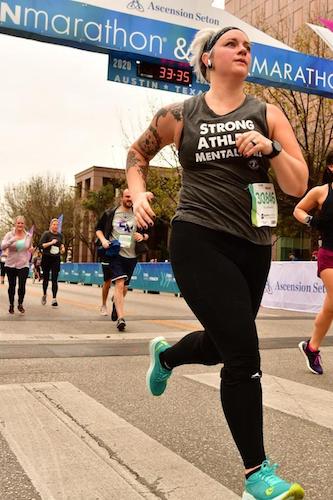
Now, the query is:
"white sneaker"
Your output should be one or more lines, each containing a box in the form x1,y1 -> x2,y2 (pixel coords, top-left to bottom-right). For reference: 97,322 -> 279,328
100,305 -> 108,316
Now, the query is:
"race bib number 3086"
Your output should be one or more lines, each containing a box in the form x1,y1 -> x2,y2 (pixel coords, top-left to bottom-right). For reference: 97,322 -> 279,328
248,183 -> 278,228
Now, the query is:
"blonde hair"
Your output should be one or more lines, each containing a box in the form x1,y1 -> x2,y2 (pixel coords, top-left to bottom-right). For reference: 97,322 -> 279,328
189,26 -> 246,84
15,215 -> 25,224
189,28 -> 217,84
49,218 -> 58,228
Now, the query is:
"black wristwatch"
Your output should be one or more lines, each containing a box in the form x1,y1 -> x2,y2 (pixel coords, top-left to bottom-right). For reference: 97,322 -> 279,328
265,140 -> 282,159
304,215 -> 313,227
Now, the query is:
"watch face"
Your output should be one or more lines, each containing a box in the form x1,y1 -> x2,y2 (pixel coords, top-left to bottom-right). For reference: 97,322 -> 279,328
266,140 -> 282,158
272,140 -> 282,153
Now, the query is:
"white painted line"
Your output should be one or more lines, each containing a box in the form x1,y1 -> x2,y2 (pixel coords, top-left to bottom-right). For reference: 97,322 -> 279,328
184,372 -> 333,430
0,332 -> 187,342
0,382 -> 240,500
0,384 -> 154,499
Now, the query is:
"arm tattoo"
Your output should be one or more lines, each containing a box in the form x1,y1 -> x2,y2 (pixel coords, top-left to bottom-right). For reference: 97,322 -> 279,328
137,125 -> 162,159
126,150 -> 148,182
170,102 -> 183,122
155,107 -> 168,126
127,102 -> 183,176
155,103 -> 183,125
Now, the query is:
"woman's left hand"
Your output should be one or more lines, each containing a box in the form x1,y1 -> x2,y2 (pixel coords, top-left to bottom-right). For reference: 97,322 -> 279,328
134,232 -> 144,242
236,131 -> 273,157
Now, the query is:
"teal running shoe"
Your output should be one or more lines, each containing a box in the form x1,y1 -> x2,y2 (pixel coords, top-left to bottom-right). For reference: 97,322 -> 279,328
242,460 -> 304,499
146,336 -> 172,396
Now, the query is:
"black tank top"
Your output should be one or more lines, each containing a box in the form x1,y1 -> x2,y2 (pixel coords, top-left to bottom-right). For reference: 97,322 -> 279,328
174,94 -> 272,245
320,183 -> 333,250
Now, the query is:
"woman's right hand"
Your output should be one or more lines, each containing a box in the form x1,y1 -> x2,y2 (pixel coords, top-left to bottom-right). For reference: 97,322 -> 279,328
101,239 -> 110,249
132,192 -> 155,228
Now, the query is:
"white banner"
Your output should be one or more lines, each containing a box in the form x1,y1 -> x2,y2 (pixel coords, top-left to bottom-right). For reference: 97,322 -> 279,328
308,22 -> 333,54
262,261 -> 325,313
74,0 -> 293,49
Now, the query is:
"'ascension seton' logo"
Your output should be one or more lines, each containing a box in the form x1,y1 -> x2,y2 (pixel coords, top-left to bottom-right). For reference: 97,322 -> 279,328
264,280 -> 273,294
127,0 -> 145,12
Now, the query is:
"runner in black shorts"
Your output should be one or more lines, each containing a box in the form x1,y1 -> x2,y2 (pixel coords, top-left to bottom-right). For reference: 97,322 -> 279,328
96,189 -> 148,331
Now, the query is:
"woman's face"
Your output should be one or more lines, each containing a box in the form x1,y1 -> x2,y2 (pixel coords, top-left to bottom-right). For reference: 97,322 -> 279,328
50,220 -> 58,233
15,218 -> 25,231
207,29 -> 251,79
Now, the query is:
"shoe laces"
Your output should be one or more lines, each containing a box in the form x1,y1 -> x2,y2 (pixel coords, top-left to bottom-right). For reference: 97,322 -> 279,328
156,345 -> 171,382
256,460 -> 281,486
312,352 -> 322,365
155,369 -> 171,382
307,347 -> 321,365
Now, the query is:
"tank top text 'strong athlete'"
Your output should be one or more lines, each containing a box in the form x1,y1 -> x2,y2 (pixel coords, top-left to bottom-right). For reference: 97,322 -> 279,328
174,94 -> 272,245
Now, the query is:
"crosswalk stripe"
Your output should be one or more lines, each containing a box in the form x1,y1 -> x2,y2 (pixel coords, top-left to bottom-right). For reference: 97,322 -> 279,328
0,382 -> 240,499
0,384 -> 148,499
184,372 -> 333,430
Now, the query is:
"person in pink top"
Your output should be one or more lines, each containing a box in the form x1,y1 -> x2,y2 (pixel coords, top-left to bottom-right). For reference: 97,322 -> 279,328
1,216 -> 33,314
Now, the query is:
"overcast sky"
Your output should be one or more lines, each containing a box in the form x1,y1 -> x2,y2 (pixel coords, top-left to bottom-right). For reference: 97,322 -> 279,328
0,33 -> 184,195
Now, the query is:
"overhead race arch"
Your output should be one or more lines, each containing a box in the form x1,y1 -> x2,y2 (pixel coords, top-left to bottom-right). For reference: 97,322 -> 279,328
0,0 -> 332,97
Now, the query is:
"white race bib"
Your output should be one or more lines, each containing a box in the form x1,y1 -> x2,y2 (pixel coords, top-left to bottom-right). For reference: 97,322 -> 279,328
248,183 -> 278,227
50,245 -> 60,255
118,234 -> 132,248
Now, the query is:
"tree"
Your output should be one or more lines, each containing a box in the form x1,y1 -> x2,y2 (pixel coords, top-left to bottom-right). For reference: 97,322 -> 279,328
81,182 -> 122,219
0,174 -> 75,254
146,167 -> 181,223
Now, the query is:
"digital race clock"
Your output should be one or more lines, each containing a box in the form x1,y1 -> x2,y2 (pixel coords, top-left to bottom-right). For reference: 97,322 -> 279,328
137,60 -> 192,86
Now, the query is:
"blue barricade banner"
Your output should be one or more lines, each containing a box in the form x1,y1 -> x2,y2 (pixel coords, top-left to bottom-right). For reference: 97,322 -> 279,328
57,262 -> 180,293
131,262 -> 180,293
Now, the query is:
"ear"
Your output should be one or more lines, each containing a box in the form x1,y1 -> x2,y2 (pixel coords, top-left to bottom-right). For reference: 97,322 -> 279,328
201,51 -> 209,68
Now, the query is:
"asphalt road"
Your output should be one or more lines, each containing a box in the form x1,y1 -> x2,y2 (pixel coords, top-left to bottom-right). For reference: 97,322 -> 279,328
0,281 -> 332,499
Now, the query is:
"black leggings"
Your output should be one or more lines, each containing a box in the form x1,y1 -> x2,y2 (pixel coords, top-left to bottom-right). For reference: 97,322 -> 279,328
41,256 -> 60,298
162,221 -> 271,469
5,267 -> 29,306
0,261 -> 6,278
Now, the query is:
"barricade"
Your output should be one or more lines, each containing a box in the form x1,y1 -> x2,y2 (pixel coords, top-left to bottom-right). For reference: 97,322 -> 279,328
32,261 -> 326,312
57,262 -> 180,293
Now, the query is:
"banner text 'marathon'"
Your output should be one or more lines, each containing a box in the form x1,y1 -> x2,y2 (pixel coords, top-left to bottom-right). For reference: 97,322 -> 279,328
0,2 -> 165,54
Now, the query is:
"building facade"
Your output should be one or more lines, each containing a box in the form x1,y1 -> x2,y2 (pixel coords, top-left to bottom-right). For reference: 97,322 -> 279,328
225,0 -> 333,42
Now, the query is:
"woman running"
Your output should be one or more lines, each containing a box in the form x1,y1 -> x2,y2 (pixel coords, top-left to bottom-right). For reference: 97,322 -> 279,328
39,218 -> 65,307
32,249 -> 42,283
294,150 -> 333,375
127,27 -> 308,500
0,248 -> 7,284
1,216 -> 33,314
